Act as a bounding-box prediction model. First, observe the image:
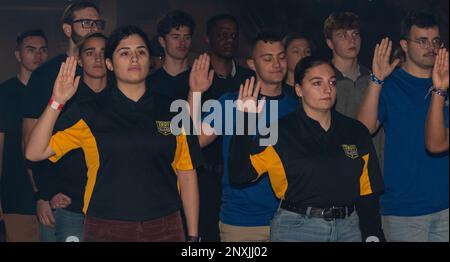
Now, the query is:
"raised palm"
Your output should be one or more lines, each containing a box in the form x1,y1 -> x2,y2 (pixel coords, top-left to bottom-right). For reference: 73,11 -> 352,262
236,77 -> 266,113
432,48 -> 449,90
189,53 -> 214,93
372,38 -> 400,81
52,56 -> 80,104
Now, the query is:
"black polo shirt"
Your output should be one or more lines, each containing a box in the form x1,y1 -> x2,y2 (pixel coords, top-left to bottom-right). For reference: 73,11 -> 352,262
147,67 -> 190,100
229,104 -> 384,207
48,86 -> 203,221
51,80 -> 101,213
0,77 -> 35,214
22,54 -> 83,202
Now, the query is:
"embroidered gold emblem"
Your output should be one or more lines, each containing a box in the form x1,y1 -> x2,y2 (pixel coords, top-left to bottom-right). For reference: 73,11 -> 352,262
156,121 -> 172,136
342,144 -> 359,159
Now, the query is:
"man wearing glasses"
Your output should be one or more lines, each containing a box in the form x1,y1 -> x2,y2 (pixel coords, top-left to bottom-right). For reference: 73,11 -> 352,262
21,1 -> 104,242
358,11 -> 448,242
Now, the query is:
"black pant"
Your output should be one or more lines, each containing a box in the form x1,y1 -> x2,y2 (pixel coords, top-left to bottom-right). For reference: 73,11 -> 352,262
197,165 -> 223,242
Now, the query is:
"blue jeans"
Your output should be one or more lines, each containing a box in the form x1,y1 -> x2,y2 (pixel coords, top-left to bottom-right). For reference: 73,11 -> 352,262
40,222 -> 56,242
382,209 -> 449,242
55,209 -> 84,242
39,209 -> 84,242
270,208 -> 362,242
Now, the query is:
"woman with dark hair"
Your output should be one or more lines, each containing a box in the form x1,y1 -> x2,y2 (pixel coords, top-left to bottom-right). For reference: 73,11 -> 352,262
25,25 -> 201,242
228,56 -> 385,242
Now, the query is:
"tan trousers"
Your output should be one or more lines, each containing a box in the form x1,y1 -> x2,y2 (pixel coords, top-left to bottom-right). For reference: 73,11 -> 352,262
3,214 -> 40,242
219,221 -> 270,242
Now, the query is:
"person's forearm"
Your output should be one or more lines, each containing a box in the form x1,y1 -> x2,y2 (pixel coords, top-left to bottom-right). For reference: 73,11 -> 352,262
357,82 -> 382,134
425,93 -> 449,153
22,118 -> 37,149
188,91 -> 217,148
25,105 -> 60,161
179,170 -> 199,237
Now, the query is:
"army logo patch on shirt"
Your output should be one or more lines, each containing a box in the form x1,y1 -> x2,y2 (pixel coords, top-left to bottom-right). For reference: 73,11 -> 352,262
342,144 -> 359,159
156,121 -> 172,136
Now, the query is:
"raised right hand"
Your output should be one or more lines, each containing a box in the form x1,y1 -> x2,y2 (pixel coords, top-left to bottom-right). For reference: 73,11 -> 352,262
51,56 -> 80,104
36,200 -> 55,227
189,53 -> 214,93
236,77 -> 266,113
372,38 -> 400,82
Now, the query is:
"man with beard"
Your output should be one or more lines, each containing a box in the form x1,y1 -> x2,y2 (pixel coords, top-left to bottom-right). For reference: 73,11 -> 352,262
358,11 -> 448,242
21,1 -> 104,241
147,10 -> 195,100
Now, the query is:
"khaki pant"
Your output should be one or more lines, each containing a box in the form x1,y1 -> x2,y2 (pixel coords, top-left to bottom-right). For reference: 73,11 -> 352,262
3,214 -> 40,242
219,221 -> 270,242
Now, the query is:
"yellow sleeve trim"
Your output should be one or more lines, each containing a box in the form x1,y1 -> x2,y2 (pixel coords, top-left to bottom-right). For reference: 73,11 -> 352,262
172,134 -> 194,171
250,146 -> 288,200
360,154 -> 373,196
48,119 -> 87,163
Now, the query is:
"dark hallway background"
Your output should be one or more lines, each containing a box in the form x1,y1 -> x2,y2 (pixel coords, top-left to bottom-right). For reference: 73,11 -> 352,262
0,0 -> 448,82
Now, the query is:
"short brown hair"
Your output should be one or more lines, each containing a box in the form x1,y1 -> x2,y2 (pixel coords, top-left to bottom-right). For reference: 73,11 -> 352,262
323,12 -> 360,39
61,1 -> 100,24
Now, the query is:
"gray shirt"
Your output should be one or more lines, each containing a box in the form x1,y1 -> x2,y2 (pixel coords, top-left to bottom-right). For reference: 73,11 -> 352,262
334,65 -> 385,174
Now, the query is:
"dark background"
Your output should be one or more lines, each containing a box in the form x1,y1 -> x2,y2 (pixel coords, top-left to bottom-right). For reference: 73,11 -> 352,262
0,0 -> 448,82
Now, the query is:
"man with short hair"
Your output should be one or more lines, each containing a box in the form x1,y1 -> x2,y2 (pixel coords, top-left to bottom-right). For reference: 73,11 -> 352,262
194,14 -> 254,241
21,1 -> 104,241
0,29 -> 48,242
147,10 -> 195,100
324,11 -> 384,172
358,11 -> 448,242
189,31 -> 298,242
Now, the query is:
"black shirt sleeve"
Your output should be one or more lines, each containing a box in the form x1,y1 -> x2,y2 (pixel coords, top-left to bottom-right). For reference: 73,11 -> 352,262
356,125 -> 386,242
228,112 -> 268,187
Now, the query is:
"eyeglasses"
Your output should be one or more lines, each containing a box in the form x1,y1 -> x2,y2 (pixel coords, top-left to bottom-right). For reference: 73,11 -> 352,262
407,38 -> 443,49
72,19 -> 106,30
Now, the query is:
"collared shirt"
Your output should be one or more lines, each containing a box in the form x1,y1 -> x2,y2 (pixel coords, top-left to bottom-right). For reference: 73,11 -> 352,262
334,65 -> 385,174
201,63 -> 254,166
0,77 -> 35,214
48,86 -> 203,221
50,80 -> 103,213
229,104 -> 384,207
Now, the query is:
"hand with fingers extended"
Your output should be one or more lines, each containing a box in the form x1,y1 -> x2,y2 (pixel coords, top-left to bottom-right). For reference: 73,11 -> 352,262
372,38 -> 400,82
236,77 -> 266,113
52,56 -> 81,104
432,48 -> 449,90
36,200 -> 55,227
50,193 -> 72,209
189,53 -> 215,93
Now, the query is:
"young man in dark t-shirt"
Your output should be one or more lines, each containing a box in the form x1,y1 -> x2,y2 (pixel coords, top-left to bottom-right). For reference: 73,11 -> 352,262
147,10 -> 195,100
21,1 -> 104,241
0,29 -> 48,242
